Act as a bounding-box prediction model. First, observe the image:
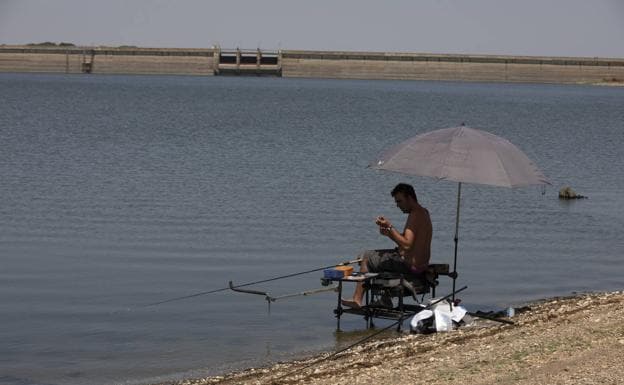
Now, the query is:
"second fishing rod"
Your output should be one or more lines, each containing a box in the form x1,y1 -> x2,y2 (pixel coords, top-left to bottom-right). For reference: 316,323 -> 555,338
129,257 -> 362,310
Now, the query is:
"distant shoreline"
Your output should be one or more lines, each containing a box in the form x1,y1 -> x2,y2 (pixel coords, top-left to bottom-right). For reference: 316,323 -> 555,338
155,290 -> 624,385
594,81 -> 624,87
2,45 -> 624,85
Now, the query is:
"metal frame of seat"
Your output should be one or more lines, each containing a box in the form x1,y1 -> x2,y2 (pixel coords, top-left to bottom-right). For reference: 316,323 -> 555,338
326,263 -> 450,331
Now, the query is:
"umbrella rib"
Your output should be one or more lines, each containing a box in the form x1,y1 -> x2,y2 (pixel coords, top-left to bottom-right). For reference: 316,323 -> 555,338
437,128 -> 460,182
489,140 -> 515,188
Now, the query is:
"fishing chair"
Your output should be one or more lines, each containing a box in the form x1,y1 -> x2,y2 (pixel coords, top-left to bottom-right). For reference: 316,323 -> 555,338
333,263 -> 451,330
369,263 -> 450,303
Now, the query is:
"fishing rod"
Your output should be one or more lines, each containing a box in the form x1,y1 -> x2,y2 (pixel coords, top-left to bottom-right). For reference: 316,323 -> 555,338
272,286 -> 468,383
126,258 -> 362,310
468,311 -> 515,325
229,281 -> 338,313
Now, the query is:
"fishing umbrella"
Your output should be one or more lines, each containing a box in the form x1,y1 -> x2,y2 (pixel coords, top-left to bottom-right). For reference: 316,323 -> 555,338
370,124 -> 550,299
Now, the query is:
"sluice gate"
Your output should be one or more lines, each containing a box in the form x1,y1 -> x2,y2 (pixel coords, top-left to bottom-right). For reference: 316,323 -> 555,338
213,47 -> 282,76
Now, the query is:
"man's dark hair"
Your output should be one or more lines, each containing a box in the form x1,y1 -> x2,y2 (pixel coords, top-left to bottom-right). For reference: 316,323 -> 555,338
391,183 -> 418,202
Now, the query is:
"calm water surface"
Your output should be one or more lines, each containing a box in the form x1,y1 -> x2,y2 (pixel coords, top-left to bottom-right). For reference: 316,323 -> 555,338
1,73 -> 623,385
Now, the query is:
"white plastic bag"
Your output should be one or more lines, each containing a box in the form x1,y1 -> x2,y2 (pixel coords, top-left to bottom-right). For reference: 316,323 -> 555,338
433,308 -> 453,332
410,298 -> 469,333
451,305 -> 467,322
409,309 -> 433,333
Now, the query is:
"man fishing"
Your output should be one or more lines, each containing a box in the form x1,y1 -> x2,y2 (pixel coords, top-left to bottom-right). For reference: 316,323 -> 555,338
341,183 -> 432,309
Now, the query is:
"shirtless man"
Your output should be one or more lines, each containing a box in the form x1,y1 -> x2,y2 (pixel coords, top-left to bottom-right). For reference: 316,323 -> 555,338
342,183 -> 432,309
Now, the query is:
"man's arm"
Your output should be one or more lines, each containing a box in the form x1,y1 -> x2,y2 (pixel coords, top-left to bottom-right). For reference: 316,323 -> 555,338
385,226 -> 415,250
379,215 -> 416,250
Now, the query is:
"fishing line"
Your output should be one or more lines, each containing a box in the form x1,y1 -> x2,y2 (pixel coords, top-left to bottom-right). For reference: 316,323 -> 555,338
121,258 -> 362,311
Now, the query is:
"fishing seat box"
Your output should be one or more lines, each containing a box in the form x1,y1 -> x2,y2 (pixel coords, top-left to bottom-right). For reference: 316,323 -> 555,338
368,263 -> 450,297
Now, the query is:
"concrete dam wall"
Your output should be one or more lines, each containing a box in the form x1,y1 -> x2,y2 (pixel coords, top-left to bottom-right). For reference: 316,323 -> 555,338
1,45 -> 624,85
0,46 -> 216,75
281,50 -> 624,84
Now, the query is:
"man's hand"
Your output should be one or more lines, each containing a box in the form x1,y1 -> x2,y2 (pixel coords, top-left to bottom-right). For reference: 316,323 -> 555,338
376,216 -> 393,237
375,216 -> 392,228
379,226 -> 392,236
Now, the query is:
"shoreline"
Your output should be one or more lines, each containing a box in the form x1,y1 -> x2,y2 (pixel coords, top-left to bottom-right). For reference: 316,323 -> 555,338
157,290 -> 624,385
593,81 -> 624,87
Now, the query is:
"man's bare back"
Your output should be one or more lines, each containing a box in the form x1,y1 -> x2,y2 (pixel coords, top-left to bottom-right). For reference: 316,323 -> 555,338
399,206 -> 432,271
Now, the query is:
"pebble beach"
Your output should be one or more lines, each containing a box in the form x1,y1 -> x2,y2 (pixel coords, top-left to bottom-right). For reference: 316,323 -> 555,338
162,291 -> 624,385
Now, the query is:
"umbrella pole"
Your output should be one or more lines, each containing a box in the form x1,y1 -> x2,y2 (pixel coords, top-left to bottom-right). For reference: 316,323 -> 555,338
452,182 -> 461,302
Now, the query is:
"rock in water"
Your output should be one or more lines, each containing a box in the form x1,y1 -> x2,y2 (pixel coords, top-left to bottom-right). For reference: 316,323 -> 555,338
559,186 -> 587,199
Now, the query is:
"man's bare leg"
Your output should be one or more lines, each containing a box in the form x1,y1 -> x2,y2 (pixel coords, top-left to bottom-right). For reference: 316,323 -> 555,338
341,258 -> 368,309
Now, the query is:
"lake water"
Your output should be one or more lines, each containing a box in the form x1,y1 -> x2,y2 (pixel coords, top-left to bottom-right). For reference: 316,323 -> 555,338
1,73 -> 623,385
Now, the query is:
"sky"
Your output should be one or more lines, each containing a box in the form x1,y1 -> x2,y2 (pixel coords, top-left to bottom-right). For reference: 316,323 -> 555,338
1,0 -> 624,58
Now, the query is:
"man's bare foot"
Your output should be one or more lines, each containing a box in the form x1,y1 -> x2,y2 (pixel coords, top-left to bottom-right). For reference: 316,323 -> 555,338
341,298 -> 361,309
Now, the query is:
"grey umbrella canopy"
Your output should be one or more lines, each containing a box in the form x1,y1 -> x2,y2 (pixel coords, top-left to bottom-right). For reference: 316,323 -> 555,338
370,125 -> 550,299
372,125 -> 550,187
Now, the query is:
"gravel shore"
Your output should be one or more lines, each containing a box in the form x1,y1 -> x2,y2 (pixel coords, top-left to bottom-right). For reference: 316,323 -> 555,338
165,291 -> 624,385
